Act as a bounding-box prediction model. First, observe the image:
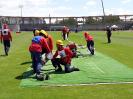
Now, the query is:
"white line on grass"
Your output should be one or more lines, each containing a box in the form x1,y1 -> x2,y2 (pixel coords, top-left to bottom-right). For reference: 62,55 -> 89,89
42,82 -> 133,87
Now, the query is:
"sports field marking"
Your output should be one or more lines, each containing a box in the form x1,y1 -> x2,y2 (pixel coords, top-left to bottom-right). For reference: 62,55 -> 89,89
38,82 -> 133,87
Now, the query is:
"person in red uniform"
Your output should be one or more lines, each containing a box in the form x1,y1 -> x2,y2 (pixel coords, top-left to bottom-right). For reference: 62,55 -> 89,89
84,32 -> 95,55
66,27 -> 70,40
62,26 -> 68,40
66,42 -> 77,58
51,40 -> 79,73
29,31 -> 51,80
39,30 -> 54,64
0,24 -> 12,56
40,30 -> 53,52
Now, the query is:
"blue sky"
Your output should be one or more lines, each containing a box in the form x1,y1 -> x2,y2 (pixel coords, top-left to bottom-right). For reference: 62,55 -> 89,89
0,0 -> 133,17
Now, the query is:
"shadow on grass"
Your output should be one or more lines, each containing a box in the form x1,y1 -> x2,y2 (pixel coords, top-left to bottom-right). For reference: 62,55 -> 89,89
20,61 -> 32,65
102,42 -> 109,44
47,70 -> 66,75
0,54 -> 7,57
15,68 -> 66,81
41,68 -> 66,74
15,70 -> 35,80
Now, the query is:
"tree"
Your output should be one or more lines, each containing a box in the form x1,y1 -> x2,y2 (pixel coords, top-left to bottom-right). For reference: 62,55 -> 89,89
85,17 -> 95,24
59,18 -> 78,26
85,17 -> 102,24
104,15 -> 120,23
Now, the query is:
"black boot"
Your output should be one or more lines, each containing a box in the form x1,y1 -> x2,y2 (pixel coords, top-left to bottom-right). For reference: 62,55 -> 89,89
44,73 -> 50,80
73,67 -> 80,71
36,74 -> 44,81
55,67 -> 62,72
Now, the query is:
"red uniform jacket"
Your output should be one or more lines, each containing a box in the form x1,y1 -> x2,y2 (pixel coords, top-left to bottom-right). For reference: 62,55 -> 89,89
67,43 -> 77,50
67,43 -> 77,57
84,33 -> 93,41
53,47 -> 73,64
62,27 -> 67,34
29,36 -> 50,53
0,29 -> 12,41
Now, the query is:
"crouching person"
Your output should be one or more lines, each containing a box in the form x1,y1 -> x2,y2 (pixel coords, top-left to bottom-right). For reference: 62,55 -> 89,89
29,32 -> 51,81
51,40 -> 79,73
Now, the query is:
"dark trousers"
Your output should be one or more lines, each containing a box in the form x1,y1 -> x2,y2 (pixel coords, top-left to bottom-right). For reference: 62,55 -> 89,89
62,33 -> 68,40
30,51 -> 42,74
87,40 -> 94,55
107,33 -> 111,43
52,58 -> 74,73
67,32 -> 69,38
3,40 -> 10,55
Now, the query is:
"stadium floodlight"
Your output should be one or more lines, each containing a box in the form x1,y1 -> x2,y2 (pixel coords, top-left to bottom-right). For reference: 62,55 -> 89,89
100,0 -> 106,23
0,16 -> 5,29
49,13 -> 51,31
100,0 -> 105,16
18,2 -> 23,33
18,4 -> 23,17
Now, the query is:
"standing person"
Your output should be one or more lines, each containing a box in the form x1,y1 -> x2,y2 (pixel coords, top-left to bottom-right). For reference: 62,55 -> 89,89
51,40 -> 79,73
106,26 -> 112,43
75,25 -> 79,33
0,24 -> 12,56
0,29 -> 2,40
29,32 -> 52,81
84,32 -> 95,55
66,27 -> 70,40
62,26 -> 68,40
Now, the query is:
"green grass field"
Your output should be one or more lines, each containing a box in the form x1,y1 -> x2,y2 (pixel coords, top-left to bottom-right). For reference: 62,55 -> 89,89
0,31 -> 133,99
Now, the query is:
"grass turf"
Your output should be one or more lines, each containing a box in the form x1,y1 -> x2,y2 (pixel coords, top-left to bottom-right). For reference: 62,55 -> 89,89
0,31 -> 133,99
20,48 -> 133,87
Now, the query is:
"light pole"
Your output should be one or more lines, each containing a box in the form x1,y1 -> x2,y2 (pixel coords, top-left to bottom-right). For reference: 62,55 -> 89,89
19,4 -> 23,17
101,0 -> 105,16
49,13 -> 51,31
100,0 -> 105,23
18,4 -> 23,33
0,17 -> 3,29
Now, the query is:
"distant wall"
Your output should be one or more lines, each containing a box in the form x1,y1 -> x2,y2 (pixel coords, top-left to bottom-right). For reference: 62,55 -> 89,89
4,22 -> 133,31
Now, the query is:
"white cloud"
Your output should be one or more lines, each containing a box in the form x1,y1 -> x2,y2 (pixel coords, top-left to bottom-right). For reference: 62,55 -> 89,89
65,0 -> 70,2
86,0 -> 97,6
121,0 -> 132,4
0,0 -> 133,17
105,8 -> 133,15
24,0 -> 48,6
47,6 -> 72,17
83,0 -> 97,11
0,0 -> 19,8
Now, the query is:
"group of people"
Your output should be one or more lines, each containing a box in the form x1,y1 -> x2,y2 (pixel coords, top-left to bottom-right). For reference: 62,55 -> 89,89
29,29 -> 80,81
0,23 -> 112,81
